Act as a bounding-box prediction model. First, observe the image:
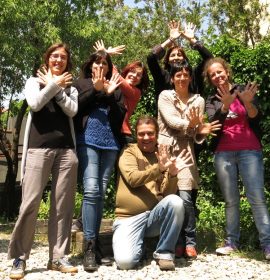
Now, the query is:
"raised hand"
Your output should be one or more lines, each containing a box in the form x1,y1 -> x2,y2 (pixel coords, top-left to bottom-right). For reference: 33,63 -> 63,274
93,40 -> 106,52
107,45 -> 126,55
187,107 -> 202,128
92,66 -> 105,91
173,149 -> 193,173
237,82 -> 258,105
93,39 -> 125,55
216,84 -> 237,110
197,120 -> 221,136
104,73 -> 122,95
155,144 -> 172,173
181,22 -> 196,41
168,20 -> 181,40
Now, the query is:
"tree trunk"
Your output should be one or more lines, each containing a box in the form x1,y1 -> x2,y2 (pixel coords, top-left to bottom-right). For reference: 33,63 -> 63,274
1,99 -> 28,219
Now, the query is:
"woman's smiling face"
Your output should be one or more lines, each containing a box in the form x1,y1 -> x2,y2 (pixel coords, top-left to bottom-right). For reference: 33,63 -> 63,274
48,47 -> 68,76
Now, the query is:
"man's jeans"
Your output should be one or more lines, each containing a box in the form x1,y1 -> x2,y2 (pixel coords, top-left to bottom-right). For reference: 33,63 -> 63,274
77,145 -> 118,241
214,150 -> 270,248
113,194 -> 185,270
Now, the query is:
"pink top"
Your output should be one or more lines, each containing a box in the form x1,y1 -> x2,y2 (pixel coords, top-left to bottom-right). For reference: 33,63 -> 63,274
113,66 -> 141,135
216,98 -> 261,151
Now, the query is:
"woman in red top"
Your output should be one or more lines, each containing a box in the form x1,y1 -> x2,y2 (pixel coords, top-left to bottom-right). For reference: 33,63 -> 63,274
93,40 -> 149,143
118,61 -> 149,143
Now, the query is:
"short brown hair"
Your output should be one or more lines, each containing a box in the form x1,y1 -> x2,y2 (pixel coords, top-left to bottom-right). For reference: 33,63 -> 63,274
135,115 -> 159,135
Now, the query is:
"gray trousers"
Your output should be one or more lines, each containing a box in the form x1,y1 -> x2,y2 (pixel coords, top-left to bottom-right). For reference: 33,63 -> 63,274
8,148 -> 78,260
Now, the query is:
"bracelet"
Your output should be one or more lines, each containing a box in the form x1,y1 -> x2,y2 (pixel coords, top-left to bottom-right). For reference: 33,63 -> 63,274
169,37 -> 175,42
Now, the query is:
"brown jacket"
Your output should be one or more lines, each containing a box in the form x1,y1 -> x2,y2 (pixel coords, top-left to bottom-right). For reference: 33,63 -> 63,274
115,144 -> 178,218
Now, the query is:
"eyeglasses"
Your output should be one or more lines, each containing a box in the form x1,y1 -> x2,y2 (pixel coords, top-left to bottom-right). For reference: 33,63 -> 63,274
50,53 -> 68,61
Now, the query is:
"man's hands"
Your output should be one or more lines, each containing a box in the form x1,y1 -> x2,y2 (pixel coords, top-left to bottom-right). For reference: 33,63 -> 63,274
156,144 -> 193,176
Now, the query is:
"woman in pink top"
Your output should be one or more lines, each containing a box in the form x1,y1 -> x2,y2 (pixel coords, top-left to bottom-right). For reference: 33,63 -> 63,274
204,57 -> 270,259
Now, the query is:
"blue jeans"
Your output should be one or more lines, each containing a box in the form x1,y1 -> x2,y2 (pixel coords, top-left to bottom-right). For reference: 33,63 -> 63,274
214,150 -> 270,248
112,194 -> 185,270
77,145 -> 118,241
178,190 -> 196,247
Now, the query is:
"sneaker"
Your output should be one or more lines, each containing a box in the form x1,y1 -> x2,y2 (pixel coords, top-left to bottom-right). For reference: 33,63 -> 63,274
71,219 -> 83,233
216,242 -> 238,256
9,258 -> 26,279
175,245 -> 185,258
263,246 -> 270,260
185,246 -> 197,258
156,259 -> 175,271
47,258 -> 78,273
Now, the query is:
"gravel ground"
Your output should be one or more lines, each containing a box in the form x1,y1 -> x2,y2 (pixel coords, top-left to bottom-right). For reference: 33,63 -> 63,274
1,233 -> 270,280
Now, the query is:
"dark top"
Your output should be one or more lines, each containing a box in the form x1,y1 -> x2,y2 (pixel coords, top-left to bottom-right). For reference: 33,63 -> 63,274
73,78 -> 126,148
147,41 -> 213,99
206,84 -> 262,152
29,98 -> 74,148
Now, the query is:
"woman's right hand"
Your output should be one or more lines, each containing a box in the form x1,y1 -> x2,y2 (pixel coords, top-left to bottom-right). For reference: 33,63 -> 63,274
187,107 -> 201,129
216,84 -> 237,111
92,66 -> 105,91
168,20 -> 181,40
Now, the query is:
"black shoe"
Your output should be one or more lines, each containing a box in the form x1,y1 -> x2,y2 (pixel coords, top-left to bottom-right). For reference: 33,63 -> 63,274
95,239 -> 113,266
83,239 -> 98,271
47,258 -> 78,273
71,218 -> 83,233
9,258 -> 26,279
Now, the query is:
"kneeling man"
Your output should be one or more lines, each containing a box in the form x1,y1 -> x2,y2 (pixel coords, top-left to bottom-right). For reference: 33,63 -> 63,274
113,116 -> 192,270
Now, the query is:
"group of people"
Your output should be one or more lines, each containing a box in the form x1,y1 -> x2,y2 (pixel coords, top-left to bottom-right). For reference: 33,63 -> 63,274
7,20 -> 270,279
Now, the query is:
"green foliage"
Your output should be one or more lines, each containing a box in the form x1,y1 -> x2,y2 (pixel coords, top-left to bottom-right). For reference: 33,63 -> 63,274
37,191 -> 51,220
37,190 -> 83,220
2,0 -> 270,250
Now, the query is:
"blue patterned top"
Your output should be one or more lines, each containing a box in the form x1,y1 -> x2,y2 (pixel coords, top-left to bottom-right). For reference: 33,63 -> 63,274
76,105 -> 120,150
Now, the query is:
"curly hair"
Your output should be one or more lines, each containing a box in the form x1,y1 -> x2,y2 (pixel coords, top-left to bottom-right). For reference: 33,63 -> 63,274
203,57 -> 233,86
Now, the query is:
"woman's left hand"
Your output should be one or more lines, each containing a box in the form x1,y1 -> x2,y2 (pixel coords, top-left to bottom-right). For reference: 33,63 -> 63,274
237,82 -> 258,104
37,67 -> 53,86
198,120 -> 222,136
53,72 -> 73,88
104,73 -> 122,95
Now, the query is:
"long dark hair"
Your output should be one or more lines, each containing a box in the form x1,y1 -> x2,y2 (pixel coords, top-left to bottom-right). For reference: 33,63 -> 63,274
121,61 -> 149,94
164,46 -> 189,71
43,43 -> 72,72
81,50 -> 113,79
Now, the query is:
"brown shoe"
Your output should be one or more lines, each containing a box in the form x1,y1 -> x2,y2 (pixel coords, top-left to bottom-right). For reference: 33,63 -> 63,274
47,258 -> 78,273
185,246 -> 197,258
156,259 -> 175,271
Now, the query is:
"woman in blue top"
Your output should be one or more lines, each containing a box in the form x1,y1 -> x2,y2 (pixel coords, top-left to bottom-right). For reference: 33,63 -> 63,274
74,50 -> 126,272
